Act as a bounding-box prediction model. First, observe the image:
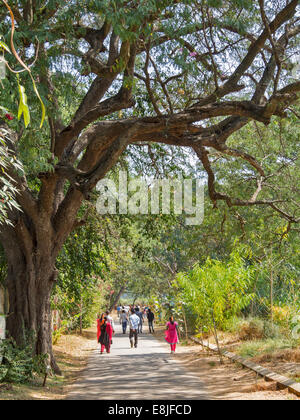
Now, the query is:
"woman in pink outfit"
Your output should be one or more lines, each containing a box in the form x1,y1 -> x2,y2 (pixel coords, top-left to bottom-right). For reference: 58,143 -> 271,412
165,316 -> 179,353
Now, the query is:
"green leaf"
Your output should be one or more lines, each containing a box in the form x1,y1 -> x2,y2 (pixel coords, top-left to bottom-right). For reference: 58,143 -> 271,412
17,80 -> 30,128
0,40 -> 11,54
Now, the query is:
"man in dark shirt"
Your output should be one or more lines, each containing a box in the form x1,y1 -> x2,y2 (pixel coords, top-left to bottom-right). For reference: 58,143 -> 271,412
135,308 -> 144,334
147,309 -> 155,333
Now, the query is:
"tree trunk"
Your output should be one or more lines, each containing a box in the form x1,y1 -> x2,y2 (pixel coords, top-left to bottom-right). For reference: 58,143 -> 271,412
79,295 -> 83,335
181,305 -> 188,342
109,284 -> 126,312
1,226 -> 61,375
6,257 -> 61,374
270,268 -> 274,325
211,310 -> 223,365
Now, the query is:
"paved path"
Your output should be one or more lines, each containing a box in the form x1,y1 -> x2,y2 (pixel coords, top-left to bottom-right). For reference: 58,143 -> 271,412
67,322 -> 209,400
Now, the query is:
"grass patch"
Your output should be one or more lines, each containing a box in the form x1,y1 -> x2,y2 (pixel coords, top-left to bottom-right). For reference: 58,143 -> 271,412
238,338 -> 298,359
0,374 -> 66,400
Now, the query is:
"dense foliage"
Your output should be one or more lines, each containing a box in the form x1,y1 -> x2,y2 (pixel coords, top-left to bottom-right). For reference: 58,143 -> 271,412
0,333 -> 47,383
174,247 -> 255,331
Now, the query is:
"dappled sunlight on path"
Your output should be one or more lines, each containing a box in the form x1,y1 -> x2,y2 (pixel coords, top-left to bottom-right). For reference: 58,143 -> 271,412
67,323 -> 209,400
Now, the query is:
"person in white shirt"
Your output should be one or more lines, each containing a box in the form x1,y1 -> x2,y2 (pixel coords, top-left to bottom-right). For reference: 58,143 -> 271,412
129,309 -> 140,348
106,311 -> 115,333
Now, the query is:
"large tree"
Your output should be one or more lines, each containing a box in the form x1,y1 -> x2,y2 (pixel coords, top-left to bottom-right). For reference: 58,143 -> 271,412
0,0 -> 299,371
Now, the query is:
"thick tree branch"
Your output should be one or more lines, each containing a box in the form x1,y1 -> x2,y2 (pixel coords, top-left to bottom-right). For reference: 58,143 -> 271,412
194,0 -> 299,107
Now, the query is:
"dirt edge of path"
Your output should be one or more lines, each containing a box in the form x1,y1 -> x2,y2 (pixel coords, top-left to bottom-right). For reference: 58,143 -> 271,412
153,325 -> 299,400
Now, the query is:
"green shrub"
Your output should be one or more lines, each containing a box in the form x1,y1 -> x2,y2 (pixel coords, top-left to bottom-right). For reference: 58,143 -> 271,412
52,319 -> 70,345
0,333 -> 48,384
263,320 -> 283,339
174,246 -> 255,334
229,317 -> 286,341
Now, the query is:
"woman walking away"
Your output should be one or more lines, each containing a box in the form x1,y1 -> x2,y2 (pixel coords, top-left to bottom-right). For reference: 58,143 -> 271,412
99,317 -> 113,354
165,316 -> 179,354
97,313 -> 105,344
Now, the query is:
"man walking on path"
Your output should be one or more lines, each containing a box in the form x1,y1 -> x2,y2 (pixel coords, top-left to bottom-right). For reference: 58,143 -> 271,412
117,305 -> 121,323
129,308 -> 140,348
120,309 -> 128,334
135,307 -> 144,334
147,308 -> 155,333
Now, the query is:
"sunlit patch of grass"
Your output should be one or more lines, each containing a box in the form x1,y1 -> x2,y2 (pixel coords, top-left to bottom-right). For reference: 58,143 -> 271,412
237,338 -> 298,359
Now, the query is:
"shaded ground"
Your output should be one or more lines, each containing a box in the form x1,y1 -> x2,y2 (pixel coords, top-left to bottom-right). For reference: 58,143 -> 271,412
0,328 -> 97,400
194,330 -> 300,384
153,327 -> 299,400
1,320 -> 298,400
67,322 -> 208,400
67,321 -> 298,400
172,344 -> 298,400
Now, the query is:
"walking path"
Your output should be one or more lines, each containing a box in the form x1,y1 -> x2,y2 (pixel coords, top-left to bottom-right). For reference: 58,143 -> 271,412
67,322 -> 209,400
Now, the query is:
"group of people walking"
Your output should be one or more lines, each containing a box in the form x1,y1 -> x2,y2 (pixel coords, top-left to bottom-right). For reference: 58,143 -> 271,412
97,306 -> 179,355
117,305 -> 155,335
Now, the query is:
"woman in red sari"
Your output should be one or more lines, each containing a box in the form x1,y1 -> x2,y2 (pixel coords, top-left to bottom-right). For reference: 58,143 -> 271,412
99,317 -> 113,354
165,316 -> 179,353
97,313 -> 105,343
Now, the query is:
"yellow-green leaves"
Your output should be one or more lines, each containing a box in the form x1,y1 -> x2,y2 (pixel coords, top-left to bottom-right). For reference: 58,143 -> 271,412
16,75 -> 46,129
17,79 -> 30,128
0,39 -> 11,54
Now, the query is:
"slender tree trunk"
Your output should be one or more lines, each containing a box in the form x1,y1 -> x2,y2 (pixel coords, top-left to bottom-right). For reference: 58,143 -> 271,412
211,311 -> 223,364
79,295 -> 83,335
199,326 -> 205,352
270,268 -> 274,325
109,284 -> 126,312
182,305 -> 188,342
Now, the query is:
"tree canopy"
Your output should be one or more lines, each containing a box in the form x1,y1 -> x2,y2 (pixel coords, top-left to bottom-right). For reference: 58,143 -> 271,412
0,0 -> 299,226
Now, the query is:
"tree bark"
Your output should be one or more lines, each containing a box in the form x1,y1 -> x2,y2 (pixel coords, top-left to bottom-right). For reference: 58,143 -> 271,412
109,284 -> 126,312
0,225 -> 61,374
